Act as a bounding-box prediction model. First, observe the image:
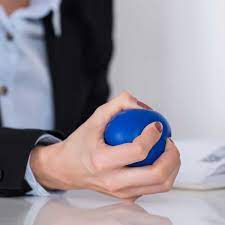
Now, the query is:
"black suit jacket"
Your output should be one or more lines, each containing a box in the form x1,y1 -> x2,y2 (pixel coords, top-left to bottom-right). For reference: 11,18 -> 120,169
0,0 -> 113,197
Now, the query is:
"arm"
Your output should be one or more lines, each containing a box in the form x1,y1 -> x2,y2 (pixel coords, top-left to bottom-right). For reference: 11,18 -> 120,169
71,0 -> 114,123
0,128 -> 64,197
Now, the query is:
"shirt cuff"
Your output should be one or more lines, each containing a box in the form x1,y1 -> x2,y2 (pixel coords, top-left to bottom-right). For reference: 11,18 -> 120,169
25,134 -> 61,196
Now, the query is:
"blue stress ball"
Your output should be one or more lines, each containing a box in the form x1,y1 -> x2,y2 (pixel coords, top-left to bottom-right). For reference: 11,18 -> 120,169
104,109 -> 172,167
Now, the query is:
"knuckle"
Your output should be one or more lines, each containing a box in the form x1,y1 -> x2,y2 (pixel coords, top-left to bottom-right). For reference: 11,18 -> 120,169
174,148 -> 181,160
104,180 -> 119,193
91,154 -> 105,173
120,91 -> 133,101
162,180 -> 173,192
94,105 -> 105,118
134,143 -> 148,161
92,105 -> 107,127
157,169 -> 168,184
170,147 -> 181,166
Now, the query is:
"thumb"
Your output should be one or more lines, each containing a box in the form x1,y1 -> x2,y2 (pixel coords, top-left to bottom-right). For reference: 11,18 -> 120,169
90,91 -> 147,128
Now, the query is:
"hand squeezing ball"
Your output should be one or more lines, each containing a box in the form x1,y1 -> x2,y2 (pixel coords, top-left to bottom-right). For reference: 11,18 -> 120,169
104,109 -> 172,167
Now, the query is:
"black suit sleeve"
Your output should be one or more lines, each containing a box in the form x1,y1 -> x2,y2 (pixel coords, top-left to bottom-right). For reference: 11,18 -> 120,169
76,0 -> 114,123
80,0 -> 113,121
84,0 -> 114,120
0,128 -> 64,197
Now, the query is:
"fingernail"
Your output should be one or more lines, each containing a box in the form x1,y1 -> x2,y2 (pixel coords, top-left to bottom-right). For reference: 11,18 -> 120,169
155,122 -> 163,133
137,100 -> 152,110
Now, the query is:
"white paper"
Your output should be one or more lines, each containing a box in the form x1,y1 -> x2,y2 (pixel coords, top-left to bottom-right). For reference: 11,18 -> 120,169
174,139 -> 225,190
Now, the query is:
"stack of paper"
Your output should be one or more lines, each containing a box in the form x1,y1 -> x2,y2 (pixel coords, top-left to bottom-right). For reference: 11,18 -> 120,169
174,139 -> 225,190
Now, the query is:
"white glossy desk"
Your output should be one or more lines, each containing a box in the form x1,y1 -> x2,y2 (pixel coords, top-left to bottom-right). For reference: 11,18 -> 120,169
0,189 -> 224,225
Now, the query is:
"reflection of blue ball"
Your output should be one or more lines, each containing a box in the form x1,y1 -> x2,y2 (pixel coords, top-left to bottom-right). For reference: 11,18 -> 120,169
104,109 -> 172,167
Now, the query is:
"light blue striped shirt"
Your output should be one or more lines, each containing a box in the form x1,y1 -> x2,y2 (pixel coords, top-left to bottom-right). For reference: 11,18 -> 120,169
0,0 -> 62,196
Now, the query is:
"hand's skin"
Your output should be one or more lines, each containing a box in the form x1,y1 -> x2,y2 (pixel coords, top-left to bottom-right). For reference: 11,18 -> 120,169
34,199 -> 172,225
30,92 -> 181,200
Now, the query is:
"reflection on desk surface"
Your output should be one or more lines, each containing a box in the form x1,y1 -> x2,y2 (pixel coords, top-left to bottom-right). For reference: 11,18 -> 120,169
0,189 -> 224,225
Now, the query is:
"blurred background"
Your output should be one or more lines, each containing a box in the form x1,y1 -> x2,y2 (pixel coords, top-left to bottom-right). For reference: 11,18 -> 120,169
109,0 -> 225,141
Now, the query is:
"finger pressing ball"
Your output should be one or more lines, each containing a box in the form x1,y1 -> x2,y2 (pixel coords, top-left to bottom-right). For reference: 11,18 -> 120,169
104,109 -> 172,167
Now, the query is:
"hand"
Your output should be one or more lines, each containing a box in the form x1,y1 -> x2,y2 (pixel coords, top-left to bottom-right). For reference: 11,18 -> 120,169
30,92 -> 181,200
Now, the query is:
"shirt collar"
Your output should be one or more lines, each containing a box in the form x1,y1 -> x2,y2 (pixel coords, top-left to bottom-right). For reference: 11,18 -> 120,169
1,0 -> 62,36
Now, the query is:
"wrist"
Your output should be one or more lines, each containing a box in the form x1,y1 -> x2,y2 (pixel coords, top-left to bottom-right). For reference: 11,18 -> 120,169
30,141 -> 68,191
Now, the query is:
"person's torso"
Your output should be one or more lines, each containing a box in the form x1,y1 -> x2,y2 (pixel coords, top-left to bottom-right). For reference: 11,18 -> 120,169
0,0 -> 113,136
0,0 -> 61,130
